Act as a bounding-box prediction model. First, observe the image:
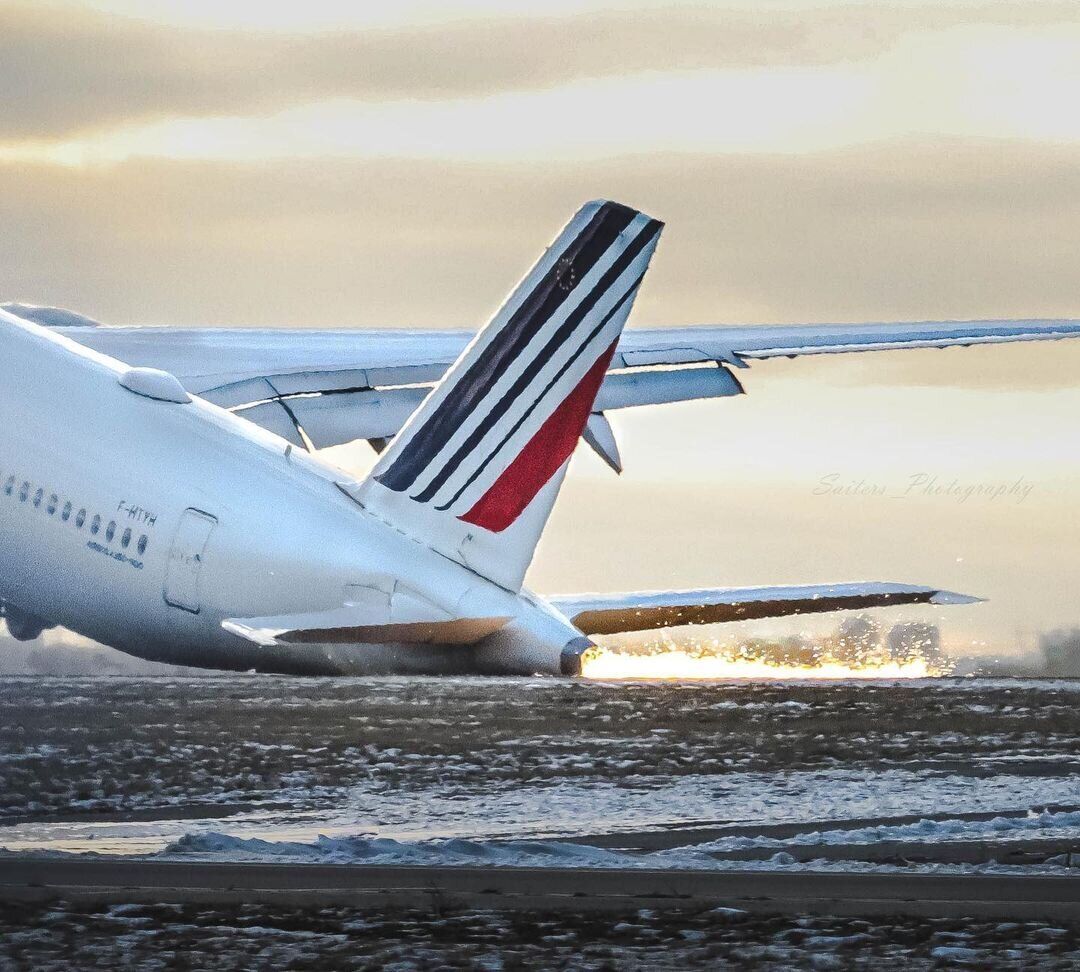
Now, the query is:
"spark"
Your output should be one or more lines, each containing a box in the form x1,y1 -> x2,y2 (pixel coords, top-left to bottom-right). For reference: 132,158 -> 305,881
580,646 -> 950,680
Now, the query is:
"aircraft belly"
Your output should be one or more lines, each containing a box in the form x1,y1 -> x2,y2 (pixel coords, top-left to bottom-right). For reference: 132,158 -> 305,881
285,641 -> 484,676
178,638 -> 482,676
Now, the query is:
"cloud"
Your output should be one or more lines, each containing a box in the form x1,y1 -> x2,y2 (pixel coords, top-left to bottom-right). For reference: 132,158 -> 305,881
3,2 -> 1080,141
2,138 -> 1079,369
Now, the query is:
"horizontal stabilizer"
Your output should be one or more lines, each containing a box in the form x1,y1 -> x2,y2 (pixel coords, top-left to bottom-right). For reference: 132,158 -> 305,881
551,582 -> 981,637
223,589 -> 510,647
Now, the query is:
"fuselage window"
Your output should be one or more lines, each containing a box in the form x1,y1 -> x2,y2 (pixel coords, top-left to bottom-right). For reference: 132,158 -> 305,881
19,482 -> 28,502
121,528 -> 132,549
76,509 -> 86,529
137,535 -> 148,556
90,514 -> 100,535
32,488 -> 43,508
47,494 -> 58,515
105,521 -> 116,543
3,476 -> 13,496
61,501 -> 72,522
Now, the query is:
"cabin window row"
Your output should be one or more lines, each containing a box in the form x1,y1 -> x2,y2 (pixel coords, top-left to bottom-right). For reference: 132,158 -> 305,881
3,476 -> 149,556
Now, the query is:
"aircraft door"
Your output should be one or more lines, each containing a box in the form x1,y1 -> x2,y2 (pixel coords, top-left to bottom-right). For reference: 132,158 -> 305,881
164,509 -> 217,613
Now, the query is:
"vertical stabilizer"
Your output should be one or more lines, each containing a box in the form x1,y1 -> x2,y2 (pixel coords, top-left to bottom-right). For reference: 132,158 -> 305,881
351,200 -> 663,590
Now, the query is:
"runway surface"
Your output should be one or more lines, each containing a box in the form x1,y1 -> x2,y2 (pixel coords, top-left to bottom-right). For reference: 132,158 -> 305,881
5,856 -> 1080,921
7,896 -> 1080,970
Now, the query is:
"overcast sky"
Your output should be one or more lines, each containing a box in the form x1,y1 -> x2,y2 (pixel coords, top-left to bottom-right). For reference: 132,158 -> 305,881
4,0 -> 1079,655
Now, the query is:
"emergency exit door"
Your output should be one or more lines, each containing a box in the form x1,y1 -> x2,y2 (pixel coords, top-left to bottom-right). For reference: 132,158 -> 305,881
164,509 -> 217,613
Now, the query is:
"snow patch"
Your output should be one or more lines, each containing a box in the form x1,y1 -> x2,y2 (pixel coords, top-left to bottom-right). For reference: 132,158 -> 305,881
693,809 -> 1080,853
165,832 -> 636,868
160,829 -> 1080,876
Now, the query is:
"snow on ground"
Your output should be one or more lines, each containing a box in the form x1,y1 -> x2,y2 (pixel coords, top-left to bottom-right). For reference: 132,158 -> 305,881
693,808 -> 1080,852
5,676 -> 1080,967
152,829 -> 1080,876
6,767 -> 1080,855
3,901 -> 1078,970
5,675 -> 1080,869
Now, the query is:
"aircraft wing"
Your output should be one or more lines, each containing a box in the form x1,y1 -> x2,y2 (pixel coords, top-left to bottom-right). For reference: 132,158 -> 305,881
46,317 -> 1080,396
16,304 -> 1080,455
551,582 -> 981,637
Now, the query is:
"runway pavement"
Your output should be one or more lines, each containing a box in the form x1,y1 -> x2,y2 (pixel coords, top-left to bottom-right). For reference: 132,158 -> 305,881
4,856 -> 1080,920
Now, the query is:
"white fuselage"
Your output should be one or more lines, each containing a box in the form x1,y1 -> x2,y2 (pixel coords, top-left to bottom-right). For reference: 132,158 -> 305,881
0,312 -> 578,675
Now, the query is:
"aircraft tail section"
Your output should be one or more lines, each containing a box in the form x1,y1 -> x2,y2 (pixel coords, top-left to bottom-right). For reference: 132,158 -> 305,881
350,200 -> 663,590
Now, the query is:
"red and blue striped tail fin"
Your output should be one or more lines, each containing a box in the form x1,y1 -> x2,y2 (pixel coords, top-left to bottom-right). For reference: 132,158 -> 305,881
354,200 -> 663,590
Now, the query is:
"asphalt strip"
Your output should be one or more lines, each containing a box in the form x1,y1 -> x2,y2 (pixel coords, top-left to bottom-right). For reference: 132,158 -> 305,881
4,857 -> 1080,921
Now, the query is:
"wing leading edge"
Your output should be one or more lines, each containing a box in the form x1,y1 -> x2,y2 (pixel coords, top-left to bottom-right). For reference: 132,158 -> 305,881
48,318 -> 1080,396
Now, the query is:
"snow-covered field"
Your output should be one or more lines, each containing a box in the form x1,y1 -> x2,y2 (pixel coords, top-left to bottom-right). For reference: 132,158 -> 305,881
4,900 -> 1078,970
4,675 -> 1080,967
3,676 -> 1080,855
2,675 -> 1080,865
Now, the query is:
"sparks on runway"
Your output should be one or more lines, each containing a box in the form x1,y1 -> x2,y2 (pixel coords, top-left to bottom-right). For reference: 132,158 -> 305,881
580,646 -> 950,680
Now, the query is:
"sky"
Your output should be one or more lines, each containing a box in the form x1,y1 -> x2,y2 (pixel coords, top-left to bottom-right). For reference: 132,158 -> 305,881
3,0 -> 1079,656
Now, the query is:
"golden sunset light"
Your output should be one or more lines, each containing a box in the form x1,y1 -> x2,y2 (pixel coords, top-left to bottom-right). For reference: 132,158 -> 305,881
3,0 -> 1079,661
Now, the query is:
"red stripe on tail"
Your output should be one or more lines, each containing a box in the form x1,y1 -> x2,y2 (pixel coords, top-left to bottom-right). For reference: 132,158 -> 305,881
460,342 -> 618,532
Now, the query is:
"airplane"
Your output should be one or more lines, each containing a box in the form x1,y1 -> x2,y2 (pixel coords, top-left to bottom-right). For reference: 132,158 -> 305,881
2,199 -> 1079,676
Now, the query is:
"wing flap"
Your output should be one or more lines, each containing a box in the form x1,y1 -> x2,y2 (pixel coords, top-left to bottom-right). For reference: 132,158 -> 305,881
237,386 -> 429,449
238,365 -> 743,452
552,582 -> 981,637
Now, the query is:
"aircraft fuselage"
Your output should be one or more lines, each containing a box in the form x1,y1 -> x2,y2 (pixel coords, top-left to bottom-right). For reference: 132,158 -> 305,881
0,313 -> 572,675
